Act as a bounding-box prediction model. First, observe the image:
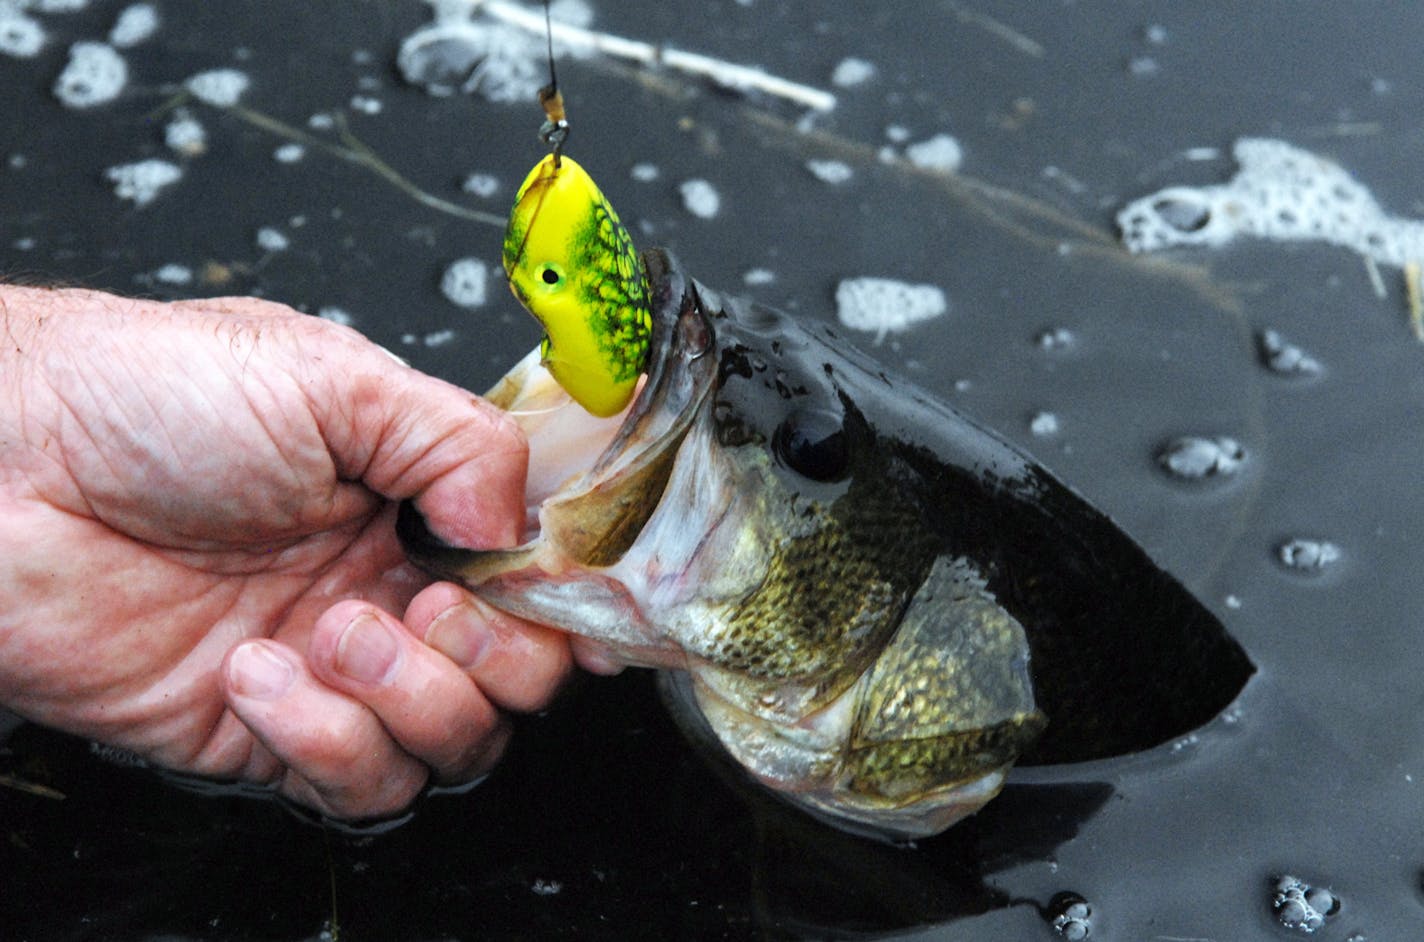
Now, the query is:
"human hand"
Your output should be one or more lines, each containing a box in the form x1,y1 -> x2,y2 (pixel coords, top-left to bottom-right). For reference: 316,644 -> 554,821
0,286 -> 573,818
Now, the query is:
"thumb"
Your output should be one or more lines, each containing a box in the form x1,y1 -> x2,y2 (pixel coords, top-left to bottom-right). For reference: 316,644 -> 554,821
304,328 -> 529,550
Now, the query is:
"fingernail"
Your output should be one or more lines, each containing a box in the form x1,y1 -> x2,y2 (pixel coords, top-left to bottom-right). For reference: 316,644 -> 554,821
426,602 -> 492,670
230,643 -> 294,701
336,614 -> 400,684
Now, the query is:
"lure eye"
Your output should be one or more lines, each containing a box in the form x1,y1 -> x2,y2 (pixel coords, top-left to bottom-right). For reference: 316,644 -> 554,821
537,262 -> 565,289
773,408 -> 849,483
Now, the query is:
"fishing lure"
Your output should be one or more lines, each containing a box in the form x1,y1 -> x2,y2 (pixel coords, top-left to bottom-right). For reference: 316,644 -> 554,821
500,19 -> 652,418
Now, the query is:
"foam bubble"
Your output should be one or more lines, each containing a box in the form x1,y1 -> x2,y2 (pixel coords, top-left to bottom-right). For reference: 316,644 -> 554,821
104,159 -> 181,207
1277,538 -> 1341,572
108,3 -> 157,48
460,172 -> 498,197
273,143 -> 305,164
805,159 -> 853,185
317,306 -> 353,326
743,268 -> 776,286
905,133 -> 963,172
629,162 -> 659,182
185,68 -> 249,107
679,179 -> 720,219
164,111 -> 206,157
830,57 -> 875,87
835,277 -> 947,342
440,257 -> 488,307
0,8 -> 44,58
1157,436 -> 1245,480
1029,411 -> 1060,437
53,41 -> 127,108
1119,137 -> 1424,270
255,227 -> 289,252
152,263 -> 193,285
397,0 -> 593,103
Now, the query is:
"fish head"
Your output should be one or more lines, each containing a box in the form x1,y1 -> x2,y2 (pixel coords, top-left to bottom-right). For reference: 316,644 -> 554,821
401,249 -> 1252,839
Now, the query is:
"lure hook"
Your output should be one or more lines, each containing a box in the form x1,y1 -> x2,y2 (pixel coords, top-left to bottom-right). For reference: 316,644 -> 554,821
537,0 -> 569,164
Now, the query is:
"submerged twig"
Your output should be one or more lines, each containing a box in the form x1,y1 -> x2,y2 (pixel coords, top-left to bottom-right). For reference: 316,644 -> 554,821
734,107 -> 1247,317
473,0 -> 837,112
1405,261 -> 1423,341
942,1 -> 1045,58
223,103 -> 506,228
0,772 -> 65,800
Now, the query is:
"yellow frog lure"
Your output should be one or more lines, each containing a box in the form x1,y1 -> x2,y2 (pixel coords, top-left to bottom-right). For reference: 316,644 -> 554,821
500,44 -> 653,417
502,153 -> 652,417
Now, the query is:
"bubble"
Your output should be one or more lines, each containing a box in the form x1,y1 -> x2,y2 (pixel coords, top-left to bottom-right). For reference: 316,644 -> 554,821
273,143 -> 305,164
743,268 -> 776,286
460,172 -> 498,197
185,68 -> 249,107
679,179 -> 721,219
1257,328 -> 1322,377
835,277 -> 947,343
0,9 -> 44,58
805,159 -> 853,185
1157,435 -> 1245,480
1277,538 -> 1342,572
830,57 -> 875,87
629,162 -> 659,182
53,41 -> 127,109
904,133 -> 963,173
1273,875 -> 1340,933
104,159 -> 181,207
1035,326 -> 1075,351
440,257 -> 488,308
152,264 -> 193,285
1030,411 -> 1059,437
317,307 -> 353,327
1047,892 -> 1093,939
164,111 -> 206,157
349,94 -> 382,115
1119,137 -> 1424,271
255,227 -> 289,252
108,3 -> 158,48
530,878 -> 562,896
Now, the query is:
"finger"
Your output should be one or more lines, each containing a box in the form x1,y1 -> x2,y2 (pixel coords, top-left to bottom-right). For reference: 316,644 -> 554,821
222,639 -> 428,819
405,582 -> 574,712
306,599 -> 511,784
570,637 -> 629,676
299,336 -> 530,550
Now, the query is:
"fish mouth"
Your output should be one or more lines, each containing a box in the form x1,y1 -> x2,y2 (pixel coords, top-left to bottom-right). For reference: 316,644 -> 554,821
399,250 -> 717,603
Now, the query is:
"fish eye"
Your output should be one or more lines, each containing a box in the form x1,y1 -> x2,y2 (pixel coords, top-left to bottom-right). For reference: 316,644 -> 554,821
538,262 -> 565,288
773,408 -> 849,482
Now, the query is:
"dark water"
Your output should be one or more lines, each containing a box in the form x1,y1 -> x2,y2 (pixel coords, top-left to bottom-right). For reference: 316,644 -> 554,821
2,2 -> 1422,939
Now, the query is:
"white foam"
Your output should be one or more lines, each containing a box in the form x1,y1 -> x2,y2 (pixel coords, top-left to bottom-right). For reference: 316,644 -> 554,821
461,172 -> 499,197
743,268 -> 776,286
440,257 -> 488,307
629,162 -> 659,182
398,0 -> 593,103
152,263 -> 193,285
1118,137 -> 1424,269
679,178 -> 720,219
53,41 -> 127,108
164,112 -> 206,156
185,68 -> 249,107
806,159 -> 853,185
255,227 -> 289,252
108,3 -> 157,48
104,159 -> 181,207
318,306 -> 354,326
0,8 -> 43,58
835,277 -> 948,342
905,133 -> 963,173
830,57 -> 875,88
273,143 -> 305,163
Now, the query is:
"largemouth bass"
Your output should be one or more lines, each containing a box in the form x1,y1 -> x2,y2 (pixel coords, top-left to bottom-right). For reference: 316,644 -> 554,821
397,249 -> 1253,840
